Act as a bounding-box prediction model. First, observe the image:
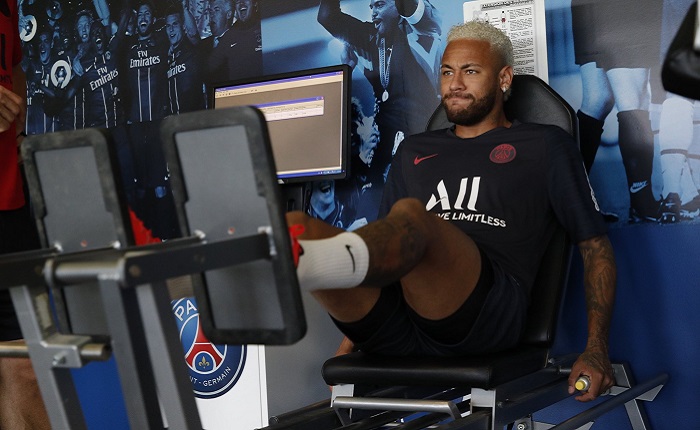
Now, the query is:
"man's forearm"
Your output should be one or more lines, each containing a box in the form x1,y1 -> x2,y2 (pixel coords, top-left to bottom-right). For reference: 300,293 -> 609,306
578,234 -> 616,351
182,0 -> 200,43
317,0 -> 341,31
317,0 -> 370,53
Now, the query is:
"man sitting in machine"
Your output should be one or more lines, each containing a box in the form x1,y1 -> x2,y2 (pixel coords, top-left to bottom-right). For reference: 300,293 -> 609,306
286,20 -> 615,402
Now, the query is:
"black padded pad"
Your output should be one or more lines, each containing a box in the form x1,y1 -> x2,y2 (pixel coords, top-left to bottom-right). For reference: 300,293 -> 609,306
426,74 -> 579,142
160,106 -> 306,345
323,347 -> 549,389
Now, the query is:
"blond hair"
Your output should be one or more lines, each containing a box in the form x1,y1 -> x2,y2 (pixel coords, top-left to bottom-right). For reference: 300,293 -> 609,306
447,20 -> 514,68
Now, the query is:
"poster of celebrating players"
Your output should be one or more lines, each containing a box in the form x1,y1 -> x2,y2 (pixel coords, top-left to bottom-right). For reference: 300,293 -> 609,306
18,0 -> 263,240
18,0 -> 697,247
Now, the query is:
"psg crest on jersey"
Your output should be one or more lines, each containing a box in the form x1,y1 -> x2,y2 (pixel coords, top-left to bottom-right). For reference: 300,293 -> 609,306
172,297 -> 247,399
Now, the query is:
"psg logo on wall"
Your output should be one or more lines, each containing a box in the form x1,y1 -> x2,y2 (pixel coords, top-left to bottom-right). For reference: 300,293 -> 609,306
19,14 -> 37,42
172,297 -> 247,399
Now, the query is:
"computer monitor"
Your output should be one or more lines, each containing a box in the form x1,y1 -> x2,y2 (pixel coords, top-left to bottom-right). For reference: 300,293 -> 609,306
210,64 -> 351,185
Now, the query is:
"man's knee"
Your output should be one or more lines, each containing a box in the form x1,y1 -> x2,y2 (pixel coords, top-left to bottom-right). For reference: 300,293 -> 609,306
285,210 -> 345,240
286,211 -> 309,230
386,198 -> 433,232
388,198 -> 427,218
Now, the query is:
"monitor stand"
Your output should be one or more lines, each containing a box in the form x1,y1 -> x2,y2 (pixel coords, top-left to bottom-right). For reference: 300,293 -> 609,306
279,183 -> 310,212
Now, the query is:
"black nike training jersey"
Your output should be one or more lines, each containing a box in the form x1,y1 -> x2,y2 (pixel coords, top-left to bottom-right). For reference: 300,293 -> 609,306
379,121 -> 607,292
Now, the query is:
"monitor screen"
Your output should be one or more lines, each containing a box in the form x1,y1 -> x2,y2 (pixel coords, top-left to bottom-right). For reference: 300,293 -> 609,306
210,65 -> 351,184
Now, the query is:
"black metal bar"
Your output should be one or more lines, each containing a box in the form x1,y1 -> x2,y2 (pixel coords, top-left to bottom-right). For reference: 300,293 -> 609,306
550,373 -> 669,430
399,398 -> 471,429
495,378 -> 572,427
0,249 -> 57,288
435,409 -> 492,430
44,233 -> 270,289
266,399 -> 343,429
121,233 -> 271,287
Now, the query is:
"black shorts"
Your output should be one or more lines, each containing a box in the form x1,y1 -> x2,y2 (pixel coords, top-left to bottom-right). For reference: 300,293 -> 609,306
332,250 -> 528,357
0,204 -> 41,341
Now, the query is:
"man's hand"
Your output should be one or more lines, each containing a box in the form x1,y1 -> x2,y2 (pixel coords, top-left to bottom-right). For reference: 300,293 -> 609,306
334,336 -> 354,357
340,43 -> 358,69
568,347 -> 615,401
0,86 -> 24,134
328,336 -> 355,392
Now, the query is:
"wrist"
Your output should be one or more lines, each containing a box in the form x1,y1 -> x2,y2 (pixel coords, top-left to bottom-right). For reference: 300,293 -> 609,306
584,341 -> 609,355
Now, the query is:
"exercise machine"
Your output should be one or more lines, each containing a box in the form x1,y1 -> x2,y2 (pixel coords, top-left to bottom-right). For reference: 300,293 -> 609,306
0,107 -> 304,429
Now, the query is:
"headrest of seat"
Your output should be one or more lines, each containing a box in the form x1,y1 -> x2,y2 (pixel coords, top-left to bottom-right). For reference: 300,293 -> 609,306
426,74 -> 578,148
662,3 -> 700,101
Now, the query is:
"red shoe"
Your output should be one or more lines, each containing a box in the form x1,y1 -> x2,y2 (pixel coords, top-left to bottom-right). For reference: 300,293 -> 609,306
288,224 -> 305,267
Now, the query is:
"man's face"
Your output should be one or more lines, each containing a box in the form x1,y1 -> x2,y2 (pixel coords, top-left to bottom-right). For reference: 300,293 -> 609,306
136,4 -> 155,37
208,0 -> 232,37
76,15 -> 91,43
310,180 -> 336,208
440,39 -> 505,126
234,0 -> 254,23
24,20 -> 34,36
370,0 -> 399,38
56,65 -> 66,84
91,24 -> 106,54
357,117 -> 379,166
54,22 -> 71,51
165,14 -> 183,46
38,33 -> 52,64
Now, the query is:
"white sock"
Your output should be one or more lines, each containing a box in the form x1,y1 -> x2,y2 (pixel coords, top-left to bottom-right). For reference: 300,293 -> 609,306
296,232 -> 370,291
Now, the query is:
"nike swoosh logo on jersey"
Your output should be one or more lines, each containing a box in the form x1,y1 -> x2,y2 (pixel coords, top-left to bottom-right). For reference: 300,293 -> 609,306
230,43 -> 238,48
629,180 -> 648,194
414,154 -> 438,165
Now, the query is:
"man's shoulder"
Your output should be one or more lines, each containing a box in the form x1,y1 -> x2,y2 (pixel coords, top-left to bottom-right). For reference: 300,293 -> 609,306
507,121 -> 581,166
502,121 -> 575,150
394,129 -> 454,159
154,30 -> 170,45
218,28 -> 241,44
510,120 -> 573,139
406,128 -> 453,142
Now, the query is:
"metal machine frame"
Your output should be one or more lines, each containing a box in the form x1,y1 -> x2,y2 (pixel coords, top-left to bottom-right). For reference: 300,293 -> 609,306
0,107 -> 303,429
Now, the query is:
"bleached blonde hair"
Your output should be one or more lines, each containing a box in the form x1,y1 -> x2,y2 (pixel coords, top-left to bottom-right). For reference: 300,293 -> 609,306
447,20 -> 514,68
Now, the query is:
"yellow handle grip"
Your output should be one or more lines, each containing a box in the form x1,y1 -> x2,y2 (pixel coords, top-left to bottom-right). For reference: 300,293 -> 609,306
575,376 -> 590,392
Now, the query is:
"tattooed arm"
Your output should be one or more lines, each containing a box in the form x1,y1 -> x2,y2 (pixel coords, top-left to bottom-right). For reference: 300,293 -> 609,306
568,234 -> 616,401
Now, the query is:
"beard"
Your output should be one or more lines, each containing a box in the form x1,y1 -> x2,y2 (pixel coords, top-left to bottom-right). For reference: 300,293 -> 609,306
442,88 -> 497,126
